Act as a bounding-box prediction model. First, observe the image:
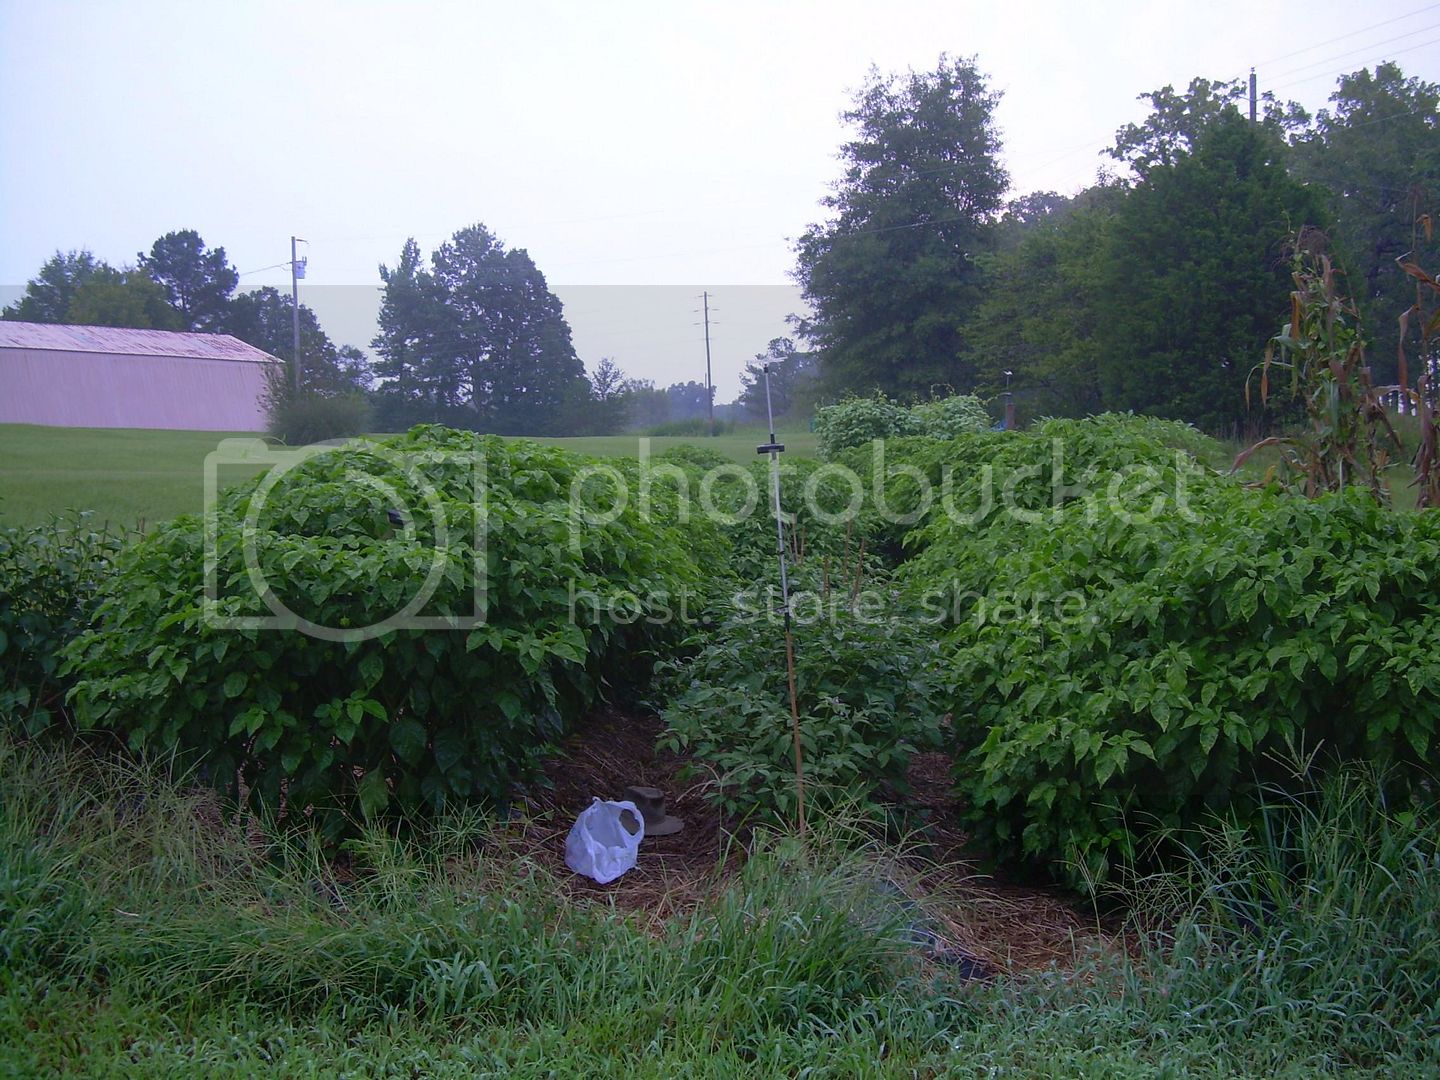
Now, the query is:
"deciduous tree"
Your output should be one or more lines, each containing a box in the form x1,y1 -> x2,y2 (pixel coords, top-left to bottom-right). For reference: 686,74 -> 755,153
137,230 -> 239,332
794,55 -> 1008,397
373,226 -> 587,434
225,286 -> 364,397
1094,116 -> 1328,433
3,250 -> 106,323
66,266 -> 181,330
739,337 -> 820,419
963,188 -> 1118,417
1108,76 -> 1308,177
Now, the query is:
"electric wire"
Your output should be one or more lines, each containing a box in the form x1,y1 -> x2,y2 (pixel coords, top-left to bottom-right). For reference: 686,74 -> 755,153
1265,24 -> 1440,86
1254,2 -> 1440,68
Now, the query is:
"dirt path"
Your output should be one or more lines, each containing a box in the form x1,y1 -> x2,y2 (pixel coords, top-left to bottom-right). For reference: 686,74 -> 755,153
502,709 -> 1120,973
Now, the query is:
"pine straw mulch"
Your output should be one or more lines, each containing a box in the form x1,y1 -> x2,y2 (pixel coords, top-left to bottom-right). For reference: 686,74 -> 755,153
493,709 -> 1122,976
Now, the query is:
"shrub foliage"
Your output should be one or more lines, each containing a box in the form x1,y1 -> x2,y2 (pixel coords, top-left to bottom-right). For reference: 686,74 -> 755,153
814,392 -> 989,459
899,417 -> 1440,885
63,427 -> 708,837
0,515 -> 130,737
659,579 -> 946,823
267,391 -> 374,445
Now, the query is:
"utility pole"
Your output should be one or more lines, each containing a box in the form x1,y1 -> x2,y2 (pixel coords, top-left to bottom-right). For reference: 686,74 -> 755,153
701,290 -> 714,433
1249,68 -> 1257,123
290,236 -> 306,395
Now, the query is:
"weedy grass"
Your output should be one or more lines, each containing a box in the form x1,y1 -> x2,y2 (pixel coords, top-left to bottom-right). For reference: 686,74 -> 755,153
2,738 -> 1436,1077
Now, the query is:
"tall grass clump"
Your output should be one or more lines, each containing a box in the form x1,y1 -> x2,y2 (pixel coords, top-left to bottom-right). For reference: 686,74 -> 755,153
6,737 -> 1438,1075
1129,766 -> 1440,1068
0,735 -> 963,1074
935,767 -> 1440,1078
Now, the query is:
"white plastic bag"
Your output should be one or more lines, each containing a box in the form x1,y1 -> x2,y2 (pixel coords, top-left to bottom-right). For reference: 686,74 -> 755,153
564,798 -> 644,884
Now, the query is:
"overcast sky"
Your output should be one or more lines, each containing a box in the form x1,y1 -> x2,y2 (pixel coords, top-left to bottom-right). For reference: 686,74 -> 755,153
3,0 -> 1438,400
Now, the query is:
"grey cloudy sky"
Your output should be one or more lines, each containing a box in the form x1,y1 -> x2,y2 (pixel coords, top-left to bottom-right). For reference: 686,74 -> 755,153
3,0 -> 1438,400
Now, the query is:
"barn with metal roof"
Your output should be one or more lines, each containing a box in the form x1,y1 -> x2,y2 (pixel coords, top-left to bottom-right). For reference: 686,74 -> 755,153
0,322 -> 280,431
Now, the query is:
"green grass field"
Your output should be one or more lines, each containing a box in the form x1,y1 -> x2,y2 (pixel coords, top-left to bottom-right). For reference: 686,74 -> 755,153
3,420 -> 1421,529
0,424 -> 818,529
0,425 -> 261,530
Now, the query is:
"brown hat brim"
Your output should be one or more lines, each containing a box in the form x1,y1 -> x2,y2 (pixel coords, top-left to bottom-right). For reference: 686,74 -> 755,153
643,815 -> 684,837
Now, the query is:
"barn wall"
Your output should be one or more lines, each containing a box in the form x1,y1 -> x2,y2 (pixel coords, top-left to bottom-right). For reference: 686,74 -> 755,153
0,348 -> 275,431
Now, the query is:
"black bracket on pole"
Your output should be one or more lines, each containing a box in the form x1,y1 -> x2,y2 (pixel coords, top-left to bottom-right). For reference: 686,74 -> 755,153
756,442 -> 785,454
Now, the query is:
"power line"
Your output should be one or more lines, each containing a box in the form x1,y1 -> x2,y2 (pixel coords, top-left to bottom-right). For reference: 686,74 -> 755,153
1246,2 -> 1440,71
1265,22 -> 1440,84
234,18 -> 1439,328
237,260 -> 293,277
1269,36 -> 1440,94
1016,41 -> 1438,191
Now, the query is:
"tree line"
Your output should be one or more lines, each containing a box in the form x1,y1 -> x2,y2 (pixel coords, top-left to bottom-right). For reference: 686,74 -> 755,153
1,235 -> 375,402
3,227 -> 721,436
8,56 -> 1435,438
795,58 -> 1440,435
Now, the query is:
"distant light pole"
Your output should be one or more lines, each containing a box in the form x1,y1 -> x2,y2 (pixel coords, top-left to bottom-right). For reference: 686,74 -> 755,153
1003,369 -> 1015,430
290,236 -> 308,395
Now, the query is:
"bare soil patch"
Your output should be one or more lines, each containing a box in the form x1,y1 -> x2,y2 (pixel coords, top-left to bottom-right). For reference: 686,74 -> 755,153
501,710 -> 1119,973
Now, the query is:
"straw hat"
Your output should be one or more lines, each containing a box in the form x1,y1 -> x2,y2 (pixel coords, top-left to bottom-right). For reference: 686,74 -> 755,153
618,785 -> 684,837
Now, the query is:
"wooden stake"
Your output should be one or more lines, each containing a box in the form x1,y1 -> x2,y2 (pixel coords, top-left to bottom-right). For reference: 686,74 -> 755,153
784,620 -> 806,838
850,537 -> 866,605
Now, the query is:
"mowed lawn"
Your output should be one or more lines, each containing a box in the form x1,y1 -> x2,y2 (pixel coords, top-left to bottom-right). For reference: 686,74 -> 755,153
0,424 -> 817,529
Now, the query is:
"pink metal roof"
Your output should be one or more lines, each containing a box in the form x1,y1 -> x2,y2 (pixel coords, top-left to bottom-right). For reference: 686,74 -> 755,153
0,321 -> 278,363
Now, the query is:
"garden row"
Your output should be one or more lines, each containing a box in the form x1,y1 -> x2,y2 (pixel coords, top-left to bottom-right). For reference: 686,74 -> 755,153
3,404 -> 1437,885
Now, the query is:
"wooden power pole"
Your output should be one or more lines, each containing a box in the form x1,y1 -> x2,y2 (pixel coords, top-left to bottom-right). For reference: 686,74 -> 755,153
702,290 -> 714,432
290,236 -> 304,395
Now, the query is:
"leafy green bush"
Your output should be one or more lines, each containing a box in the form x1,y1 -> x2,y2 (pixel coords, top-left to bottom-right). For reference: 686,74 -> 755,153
908,394 -> 991,440
63,427 -> 710,838
900,420 -> 1440,887
659,587 -> 946,822
814,394 -> 922,458
0,515 -> 130,737
268,391 -> 373,445
837,412 -> 1223,558
722,457 -> 889,584
815,392 -> 992,458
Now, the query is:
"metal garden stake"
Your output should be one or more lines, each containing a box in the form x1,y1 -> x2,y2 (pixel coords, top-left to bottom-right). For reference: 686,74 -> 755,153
756,364 -> 807,837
